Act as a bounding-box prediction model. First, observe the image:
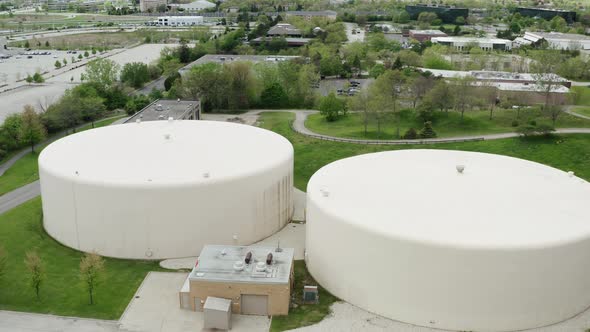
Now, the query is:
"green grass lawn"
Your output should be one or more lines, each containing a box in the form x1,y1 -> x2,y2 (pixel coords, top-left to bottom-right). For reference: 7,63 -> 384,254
572,86 -> 590,106
270,261 -> 338,332
0,198 -> 162,319
305,108 -> 590,141
570,106 -> 590,118
0,115 -> 125,196
259,112 -> 590,190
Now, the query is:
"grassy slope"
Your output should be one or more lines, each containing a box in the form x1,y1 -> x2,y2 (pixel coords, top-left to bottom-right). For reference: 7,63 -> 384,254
259,112 -> 590,191
270,261 -> 338,332
305,108 -> 590,141
0,198 -> 162,319
573,86 -> 590,106
0,116 -> 125,196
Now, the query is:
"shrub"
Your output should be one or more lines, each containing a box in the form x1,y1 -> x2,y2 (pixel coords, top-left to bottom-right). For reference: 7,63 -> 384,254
402,128 -> 418,139
164,73 -> 180,91
529,120 -> 537,126
516,124 -> 555,137
419,121 -> 437,138
511,120 -> 519,127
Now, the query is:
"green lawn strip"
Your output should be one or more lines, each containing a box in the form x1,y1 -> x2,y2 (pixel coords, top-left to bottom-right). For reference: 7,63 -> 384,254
0,198 -> 162,319
0,115 -> 125,196
305,108 -> 590,141
572,86 -> 590,106
259,112 -> 590,191
570,106 -> 590,118
270,261 -> 338,332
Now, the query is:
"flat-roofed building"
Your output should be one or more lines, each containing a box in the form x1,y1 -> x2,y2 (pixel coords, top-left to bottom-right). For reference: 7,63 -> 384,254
124,99 -> 200,123
179,245 -> 294,316
409,29 -> 447,42
156,15 -> 204,26
178,0 -> 214,12
516,31 -> 590,50
516,7 -> 576,24
406,4 -> 468,24
285,10 -> 337,21
432,36 -> 512,51
140,0 -> 166,12
267,23 -> 302,37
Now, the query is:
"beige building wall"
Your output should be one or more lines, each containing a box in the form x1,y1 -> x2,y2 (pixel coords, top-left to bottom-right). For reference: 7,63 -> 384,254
188,280 -> 291,316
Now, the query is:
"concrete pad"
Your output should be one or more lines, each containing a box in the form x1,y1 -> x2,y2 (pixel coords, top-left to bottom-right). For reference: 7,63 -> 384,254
119,272 -> 270,332
0,310 -> 118,332
160,257 -> 198,270
201,112 -> 260,126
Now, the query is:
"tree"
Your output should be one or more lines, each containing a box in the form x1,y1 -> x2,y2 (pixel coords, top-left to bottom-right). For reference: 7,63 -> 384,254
80,252 -> 105,305
177,42 -> 191,63
0,114 -> 23,150
395,10 -> 410,24
44,40 -> 50,47
180,63 -> 227,111
419,121 -> 437,138
225,62 -> 255,110
319,92 -> 346,122
319,55 -> 343,77
32,72 -> 44,83
25,251 -> 44,300
369,64 -> 385,78
372,70 -> 406,138
544,105 -> 563,126
424,80 -> 454,113
411,75 -> 435,108
550,16 -> 567,32
260,82 -> 288,108
62,58 -> 67,66
349,90 -> 370,136
455,16 -> 466,25
84,51 -> 89,57
54,60 -> 62,69
418,12 -> 437,26
452,76 -> 479,121
120,62 -> 150,88
19,105 -> 46,153
84,58 -> 120,91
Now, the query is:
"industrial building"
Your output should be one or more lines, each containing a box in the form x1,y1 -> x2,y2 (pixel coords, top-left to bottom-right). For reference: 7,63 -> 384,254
408,29 -> 447,42
180,245 -> 294,316
249,37 -> 312,47
514,31 -> 590,50
39,121 -> 294,260
156,15 -> 204,26
305,149 -> 590,331
516,7 -> 576,24
178,54 -> 300,76
124,99 -> 200,123
431,36 -> 513,51
405,4 -> 468,24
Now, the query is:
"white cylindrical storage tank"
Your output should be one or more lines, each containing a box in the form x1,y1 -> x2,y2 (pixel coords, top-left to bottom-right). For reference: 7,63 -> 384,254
39,120 -> 293,259
306,149 -> 590,332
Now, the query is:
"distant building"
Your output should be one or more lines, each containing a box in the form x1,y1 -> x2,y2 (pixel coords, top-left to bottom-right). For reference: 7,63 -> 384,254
515,31 -> 590,50
431,36 -> 512,51
179,245 -> 294,316
250,37 -> 312,47
178,54 -> 301,76
409,29 -> 447,42
516,7 -> 576,24
285,10 -> 337,21
405,4 -> 469,24
156,15 -> 204,26
140,0 -> 166,12
124,99 -> 200,123
267,23 -> 302,37
178,0 -> 215,12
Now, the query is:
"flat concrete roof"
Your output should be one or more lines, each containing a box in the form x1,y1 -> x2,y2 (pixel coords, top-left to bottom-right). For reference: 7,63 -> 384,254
432,36 -> 512,44
409,29 -> 447,35
125,99 -> 198,123
526,31 -> 590,41
190,245 -> 294,285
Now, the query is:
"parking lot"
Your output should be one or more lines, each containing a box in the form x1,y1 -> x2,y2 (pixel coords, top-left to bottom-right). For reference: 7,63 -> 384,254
318,78 -> 374,97
0,50 -> 70,85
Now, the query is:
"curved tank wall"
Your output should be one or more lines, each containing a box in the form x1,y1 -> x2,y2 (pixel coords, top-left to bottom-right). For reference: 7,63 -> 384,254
39,120 -> 293,259
305,149 -> 590,331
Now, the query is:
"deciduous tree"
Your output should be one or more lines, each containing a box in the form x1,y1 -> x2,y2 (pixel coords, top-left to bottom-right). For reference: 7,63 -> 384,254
80,252 -> 105,305
25,251 -> 44,300
19,105 -> 46,153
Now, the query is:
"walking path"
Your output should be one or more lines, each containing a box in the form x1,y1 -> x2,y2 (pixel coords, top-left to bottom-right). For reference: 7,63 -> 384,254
566,108 -> 590,121
0,310 -> 120,332
290,110 -> 590,145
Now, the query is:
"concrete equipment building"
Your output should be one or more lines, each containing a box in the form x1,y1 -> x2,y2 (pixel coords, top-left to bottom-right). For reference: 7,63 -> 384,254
39,121 -> 294,259
306,149 -> 590,332
431,36 -> 513,51
124,99 -> 200,123
180,245 -> 294,316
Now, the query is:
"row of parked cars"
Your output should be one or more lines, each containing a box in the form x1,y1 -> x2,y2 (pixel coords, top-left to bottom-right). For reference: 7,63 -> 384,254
337,80 -> 361,96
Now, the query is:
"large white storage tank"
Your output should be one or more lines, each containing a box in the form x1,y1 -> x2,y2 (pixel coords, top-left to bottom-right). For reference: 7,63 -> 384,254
306,149 -> 590,332
39,120 -> 293,259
